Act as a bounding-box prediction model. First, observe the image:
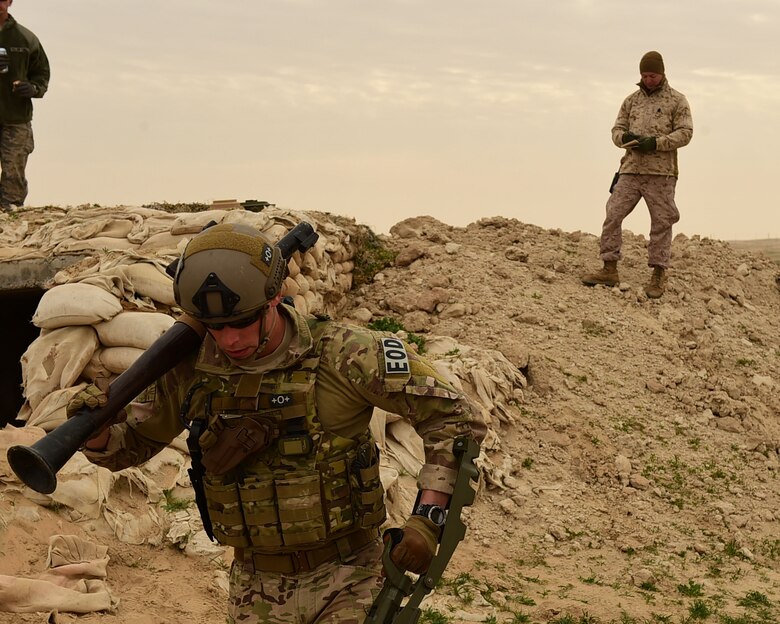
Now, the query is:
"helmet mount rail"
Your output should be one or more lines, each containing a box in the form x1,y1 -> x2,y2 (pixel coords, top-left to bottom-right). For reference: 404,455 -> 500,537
164,221 -> 319,280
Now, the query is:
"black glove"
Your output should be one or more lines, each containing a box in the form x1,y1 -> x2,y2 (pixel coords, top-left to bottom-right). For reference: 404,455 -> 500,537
621,132 -> 640,145
637,136 -> 657,154
12,81 -> 37,98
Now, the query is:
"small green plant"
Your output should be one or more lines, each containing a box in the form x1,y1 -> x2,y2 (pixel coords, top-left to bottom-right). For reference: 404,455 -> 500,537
639,580 -> 658,592
444,348 -> 460,357
162,489 -> 191,512
737,591 -> 771,609
351,226 -> 398,287
723,539 -> 743,559
677,579 -> 704,597
735,358 -> 755,367
760,538 -> 780,560
445,572 -> 478,604
687,599 -> 711,619
511,594 -> 536,606
418,608 -> 450,624
521,457 -> 534,469
367,317 -> 426,354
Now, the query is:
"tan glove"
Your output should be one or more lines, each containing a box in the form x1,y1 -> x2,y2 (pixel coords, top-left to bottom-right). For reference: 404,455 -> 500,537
67,378 -> 111,418
384,515 -> 441,574
67,378 -> 127,451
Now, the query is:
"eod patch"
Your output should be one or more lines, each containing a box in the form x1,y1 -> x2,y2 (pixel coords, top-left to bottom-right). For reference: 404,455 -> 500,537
381,337 -> 410,375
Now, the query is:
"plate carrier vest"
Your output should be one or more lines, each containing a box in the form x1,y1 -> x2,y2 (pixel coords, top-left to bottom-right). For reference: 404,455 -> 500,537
191,317 -> 387,552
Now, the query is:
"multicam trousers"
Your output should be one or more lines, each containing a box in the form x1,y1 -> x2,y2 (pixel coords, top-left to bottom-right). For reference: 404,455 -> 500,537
599,173 -> 680,269
227,540 -> 384,624
0,122 -> 34,206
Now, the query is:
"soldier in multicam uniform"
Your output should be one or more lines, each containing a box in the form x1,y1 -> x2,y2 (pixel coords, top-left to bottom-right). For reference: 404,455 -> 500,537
69,223 -> 487,624
582,50 -> 693,299
0,0 -> 50,213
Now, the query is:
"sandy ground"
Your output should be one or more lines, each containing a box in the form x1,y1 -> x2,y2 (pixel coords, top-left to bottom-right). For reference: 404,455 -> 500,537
3,212 -> 780,623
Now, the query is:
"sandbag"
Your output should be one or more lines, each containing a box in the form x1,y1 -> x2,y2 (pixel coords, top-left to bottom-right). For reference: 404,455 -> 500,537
25,385 -> 86,432
123,262 -> 176,305
21,326 -> 99,411
100,346 -> 145,374
138,231 -> 189,252
32,283 -> 123,329
95,311 -> 175,350
83,349 -> 113,381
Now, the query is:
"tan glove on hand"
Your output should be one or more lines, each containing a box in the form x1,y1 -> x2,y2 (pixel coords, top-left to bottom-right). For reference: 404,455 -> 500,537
67,378 -> 111,418
385,515 -> 441,574
66,378 -> 127,451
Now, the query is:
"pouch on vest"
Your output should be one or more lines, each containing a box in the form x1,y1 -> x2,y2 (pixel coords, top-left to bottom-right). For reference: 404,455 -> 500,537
203,478 -> 250,548
200,416 -> 273,475
276,471 -> 327,546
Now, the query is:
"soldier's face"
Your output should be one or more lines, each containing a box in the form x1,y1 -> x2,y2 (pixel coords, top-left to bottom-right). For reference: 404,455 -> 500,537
208,318 -> 262,360
0,1 -> 11,21
641,72 -> 663,89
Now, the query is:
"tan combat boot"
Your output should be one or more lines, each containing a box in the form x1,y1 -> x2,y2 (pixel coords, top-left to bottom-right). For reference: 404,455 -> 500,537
645,266 -> 667,299
581,260 -> 619,287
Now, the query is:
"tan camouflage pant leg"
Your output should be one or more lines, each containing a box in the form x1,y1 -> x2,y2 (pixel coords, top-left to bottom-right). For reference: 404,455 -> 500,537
599,174 -> 679,268
227,540 -> 384,624
0,122 -> 34,206
642,175 -> 679,268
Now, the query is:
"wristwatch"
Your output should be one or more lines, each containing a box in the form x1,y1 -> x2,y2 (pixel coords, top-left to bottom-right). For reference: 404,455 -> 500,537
413,503 -> 447,527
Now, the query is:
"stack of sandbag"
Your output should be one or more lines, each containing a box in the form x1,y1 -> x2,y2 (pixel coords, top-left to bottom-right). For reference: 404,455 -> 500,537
15,206 -> 363,431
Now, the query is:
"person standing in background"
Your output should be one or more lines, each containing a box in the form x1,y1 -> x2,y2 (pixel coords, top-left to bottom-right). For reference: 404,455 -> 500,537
582,51 -> 693,299
0,0 -> 49,213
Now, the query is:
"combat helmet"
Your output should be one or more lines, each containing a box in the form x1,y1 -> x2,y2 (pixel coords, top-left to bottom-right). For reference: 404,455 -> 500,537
172,223 -> 287,324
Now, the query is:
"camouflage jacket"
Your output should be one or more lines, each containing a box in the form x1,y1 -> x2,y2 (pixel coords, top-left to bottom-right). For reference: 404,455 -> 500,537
0,15 -> 50,124
611,78 -> 693,177
84,304 -> 486,495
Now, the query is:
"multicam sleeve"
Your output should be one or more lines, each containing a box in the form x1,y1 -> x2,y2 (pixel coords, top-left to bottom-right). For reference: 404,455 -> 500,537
82,359 -> 196,472
325,325 -> 487,495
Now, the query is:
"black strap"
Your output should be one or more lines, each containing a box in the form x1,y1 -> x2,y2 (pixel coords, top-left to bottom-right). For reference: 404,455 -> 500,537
186,418 -> 215,542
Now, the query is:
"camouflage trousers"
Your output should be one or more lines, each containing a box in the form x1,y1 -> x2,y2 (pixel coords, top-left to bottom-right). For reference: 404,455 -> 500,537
599,173 -> 679,268
227,540 -> 384,624
0,122 -> 34,206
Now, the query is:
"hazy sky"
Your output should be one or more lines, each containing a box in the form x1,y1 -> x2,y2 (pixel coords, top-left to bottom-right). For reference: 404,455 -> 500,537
14,1 -> 780,240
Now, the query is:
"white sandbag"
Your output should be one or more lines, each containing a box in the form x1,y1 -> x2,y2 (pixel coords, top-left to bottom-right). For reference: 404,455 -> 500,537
123,262 -> 176,305
95,311 -> 175,350
82,348 -> 113,381
138,231 -> 189,252
100,346 -> 145,374
26,385 -> 86,432
21,327 -> 100,411
170,210 -> 227,235
53,236 -> 137,254
32,283 -> 123,329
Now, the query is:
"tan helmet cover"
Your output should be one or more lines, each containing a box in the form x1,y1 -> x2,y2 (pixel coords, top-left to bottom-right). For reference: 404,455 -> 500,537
173,223 -> 287,322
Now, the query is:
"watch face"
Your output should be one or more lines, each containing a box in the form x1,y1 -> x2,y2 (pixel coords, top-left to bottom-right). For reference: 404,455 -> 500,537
428,506 -> 447,526
415,504 -> 447,526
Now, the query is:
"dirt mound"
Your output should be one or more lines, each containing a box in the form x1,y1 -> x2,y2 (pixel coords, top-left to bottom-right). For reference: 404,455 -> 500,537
3,211 -> 780,623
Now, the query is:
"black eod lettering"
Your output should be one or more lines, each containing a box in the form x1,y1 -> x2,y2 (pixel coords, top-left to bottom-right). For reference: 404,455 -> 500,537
383,338 -> 410,374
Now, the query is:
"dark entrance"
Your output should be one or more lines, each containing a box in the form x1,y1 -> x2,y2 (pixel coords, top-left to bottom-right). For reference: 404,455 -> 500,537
0,288 -> 44,427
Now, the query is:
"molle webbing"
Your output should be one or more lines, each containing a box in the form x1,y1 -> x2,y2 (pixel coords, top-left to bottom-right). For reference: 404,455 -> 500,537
210,393 -> 308,418
201,316 -> 387,550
